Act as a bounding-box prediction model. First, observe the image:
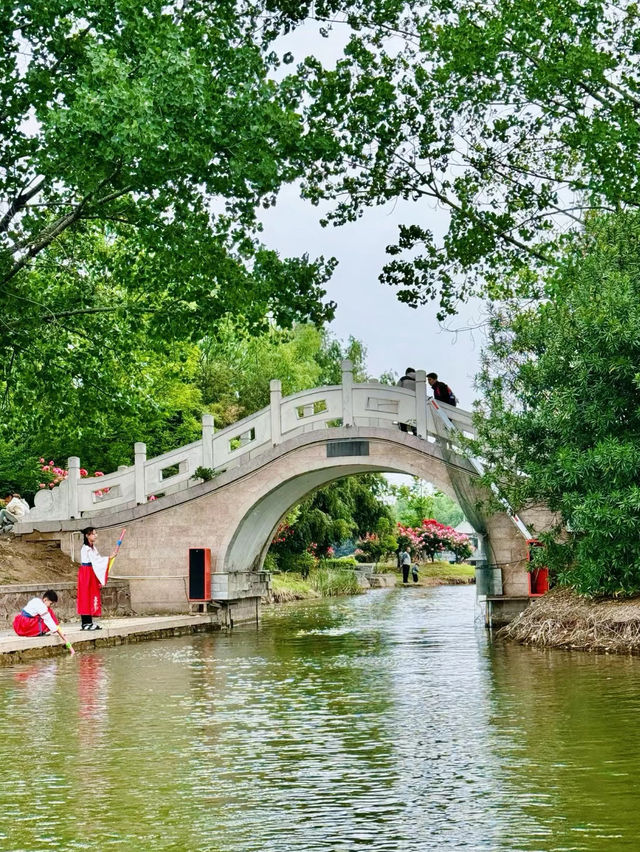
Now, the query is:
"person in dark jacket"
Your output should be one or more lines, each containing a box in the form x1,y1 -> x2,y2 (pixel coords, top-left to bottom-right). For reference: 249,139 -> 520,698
397,367 -> 417,390
427,372 -> 457,406
397,368 -> 418,433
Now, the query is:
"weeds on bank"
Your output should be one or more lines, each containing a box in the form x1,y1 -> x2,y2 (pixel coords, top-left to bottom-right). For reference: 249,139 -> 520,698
267,567 -> 363,602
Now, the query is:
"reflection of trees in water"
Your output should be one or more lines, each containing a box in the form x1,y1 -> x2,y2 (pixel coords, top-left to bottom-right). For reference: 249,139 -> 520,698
182,596 -> 401,843
487,642 -> 640,849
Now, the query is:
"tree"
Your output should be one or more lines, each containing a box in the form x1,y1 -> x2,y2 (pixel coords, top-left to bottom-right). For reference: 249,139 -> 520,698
271,474 -> 394,565
419,519 -> 449,562
1,0 -> 336,362
475,212 -> 640,596
394,480 -> 464,528
197,321 -> 369,427
299,0 -> 640,317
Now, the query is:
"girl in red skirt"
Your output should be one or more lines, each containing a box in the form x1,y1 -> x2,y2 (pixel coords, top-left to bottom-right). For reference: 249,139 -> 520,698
78,527 -> 117,630
14,590 -> 61,636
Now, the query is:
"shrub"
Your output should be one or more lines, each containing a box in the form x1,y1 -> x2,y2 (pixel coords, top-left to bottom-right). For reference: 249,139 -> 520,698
318,556 -> 357,570
263,552 -> 279,573
278,550 -> 316,577
192,466 -> 218,482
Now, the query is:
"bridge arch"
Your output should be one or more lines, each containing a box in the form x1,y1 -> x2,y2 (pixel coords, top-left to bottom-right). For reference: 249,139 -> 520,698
224,428 -> 468,573
18,367 -> 549,613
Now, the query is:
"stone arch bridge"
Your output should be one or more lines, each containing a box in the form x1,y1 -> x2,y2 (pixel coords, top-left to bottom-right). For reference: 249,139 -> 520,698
17,363 -> 549,620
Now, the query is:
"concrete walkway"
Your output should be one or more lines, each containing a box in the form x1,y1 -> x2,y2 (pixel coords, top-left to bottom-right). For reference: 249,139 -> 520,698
0,614 -> 224,665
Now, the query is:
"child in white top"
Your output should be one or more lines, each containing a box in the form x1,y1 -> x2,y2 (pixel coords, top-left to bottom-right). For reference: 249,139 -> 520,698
13,591 -> 75,654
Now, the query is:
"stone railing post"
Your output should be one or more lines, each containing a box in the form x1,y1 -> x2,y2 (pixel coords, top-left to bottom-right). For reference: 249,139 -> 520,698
201,413 -> 214,469
415,369 -> 427,438
341,359 -> 354,426
134,442 -> 147,504
270,380 -> 282,445
67,456 -> 80,519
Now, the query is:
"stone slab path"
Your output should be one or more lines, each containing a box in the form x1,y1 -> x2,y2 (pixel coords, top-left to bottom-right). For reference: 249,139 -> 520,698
0,614 -> 222,665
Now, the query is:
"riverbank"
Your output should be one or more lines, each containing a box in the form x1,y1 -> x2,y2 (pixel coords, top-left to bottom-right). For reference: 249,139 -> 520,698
265,561 -> 475,603
0,613 -> 222,665
500,587 -> 640,654
0,533 -> 76,584
265,567 -> 363,603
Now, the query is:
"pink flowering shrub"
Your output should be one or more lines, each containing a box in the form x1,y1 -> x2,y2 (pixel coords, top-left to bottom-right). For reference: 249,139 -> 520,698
271,520 -> 294,545
396,519 -> 474,563
37,458 -> 110,497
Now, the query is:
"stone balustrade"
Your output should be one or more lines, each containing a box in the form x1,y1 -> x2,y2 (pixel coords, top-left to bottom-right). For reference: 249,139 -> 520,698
26,363 -> 473,523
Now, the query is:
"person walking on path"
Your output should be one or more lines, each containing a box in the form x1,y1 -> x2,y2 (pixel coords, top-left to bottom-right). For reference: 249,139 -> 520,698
78,527 -> 117,630
401,549 -> 411,584
13,590 -> 74,653
427,373 -> 457,407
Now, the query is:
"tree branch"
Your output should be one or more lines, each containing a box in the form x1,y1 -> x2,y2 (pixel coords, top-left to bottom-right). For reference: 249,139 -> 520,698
0,177 -> 47,234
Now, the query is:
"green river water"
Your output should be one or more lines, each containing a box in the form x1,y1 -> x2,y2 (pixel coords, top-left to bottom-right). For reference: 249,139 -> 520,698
1,585 -> 640,851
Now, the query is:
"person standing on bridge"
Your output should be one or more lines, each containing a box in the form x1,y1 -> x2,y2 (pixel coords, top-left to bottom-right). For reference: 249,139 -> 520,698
397,368 -> 418,434
427,373 -> 457,407
397,367 -> 417,391
77,527 -> 117,630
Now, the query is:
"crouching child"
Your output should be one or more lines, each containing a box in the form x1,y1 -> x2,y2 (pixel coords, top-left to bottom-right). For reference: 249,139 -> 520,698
13,590 -> 75,654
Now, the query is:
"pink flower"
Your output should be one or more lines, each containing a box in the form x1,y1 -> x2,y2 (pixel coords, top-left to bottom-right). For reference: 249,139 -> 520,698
94,471 -> 104,477
79,468 -> 88,477
41,465 -> 50,472
39,483 -> 46,489
48,482 -> 55,488
39,458 -> 44,464
48,460 -> 54,466
148,495 -> 157,501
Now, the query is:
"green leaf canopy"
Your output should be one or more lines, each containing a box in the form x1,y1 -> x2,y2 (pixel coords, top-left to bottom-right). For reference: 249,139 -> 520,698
298,0 -> 640,316
475,212 -> 640,596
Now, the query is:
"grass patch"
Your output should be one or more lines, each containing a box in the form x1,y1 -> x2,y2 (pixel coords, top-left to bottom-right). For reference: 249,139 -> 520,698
267,572 -> 319,603
309,567 -> 362,597
378,560 -> 475,585
420,562 -> 475,581
265,567 -> 364,602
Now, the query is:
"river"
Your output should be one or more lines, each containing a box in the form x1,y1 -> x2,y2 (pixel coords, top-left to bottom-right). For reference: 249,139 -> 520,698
1,585 -> 640,851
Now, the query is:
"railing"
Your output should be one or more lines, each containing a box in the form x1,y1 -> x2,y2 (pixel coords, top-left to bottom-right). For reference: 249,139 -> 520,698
28,361 -> 475,522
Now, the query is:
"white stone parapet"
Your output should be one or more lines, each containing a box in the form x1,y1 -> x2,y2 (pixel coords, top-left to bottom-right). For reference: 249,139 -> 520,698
25,377 -> 475,522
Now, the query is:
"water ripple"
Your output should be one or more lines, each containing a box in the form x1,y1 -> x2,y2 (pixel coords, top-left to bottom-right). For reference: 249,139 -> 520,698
3,586 -> 640,850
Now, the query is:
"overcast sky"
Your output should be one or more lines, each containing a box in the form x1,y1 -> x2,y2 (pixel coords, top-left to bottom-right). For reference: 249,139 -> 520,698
260,183 -> 488,409
259,21 -> 489,409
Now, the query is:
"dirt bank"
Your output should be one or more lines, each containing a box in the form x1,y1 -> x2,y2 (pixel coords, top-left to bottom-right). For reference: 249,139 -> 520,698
500,587 -> 640,655
0,534 -> 77,586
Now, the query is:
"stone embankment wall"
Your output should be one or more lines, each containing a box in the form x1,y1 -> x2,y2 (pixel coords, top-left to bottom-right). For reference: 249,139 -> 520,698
0,580 -> 132,627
